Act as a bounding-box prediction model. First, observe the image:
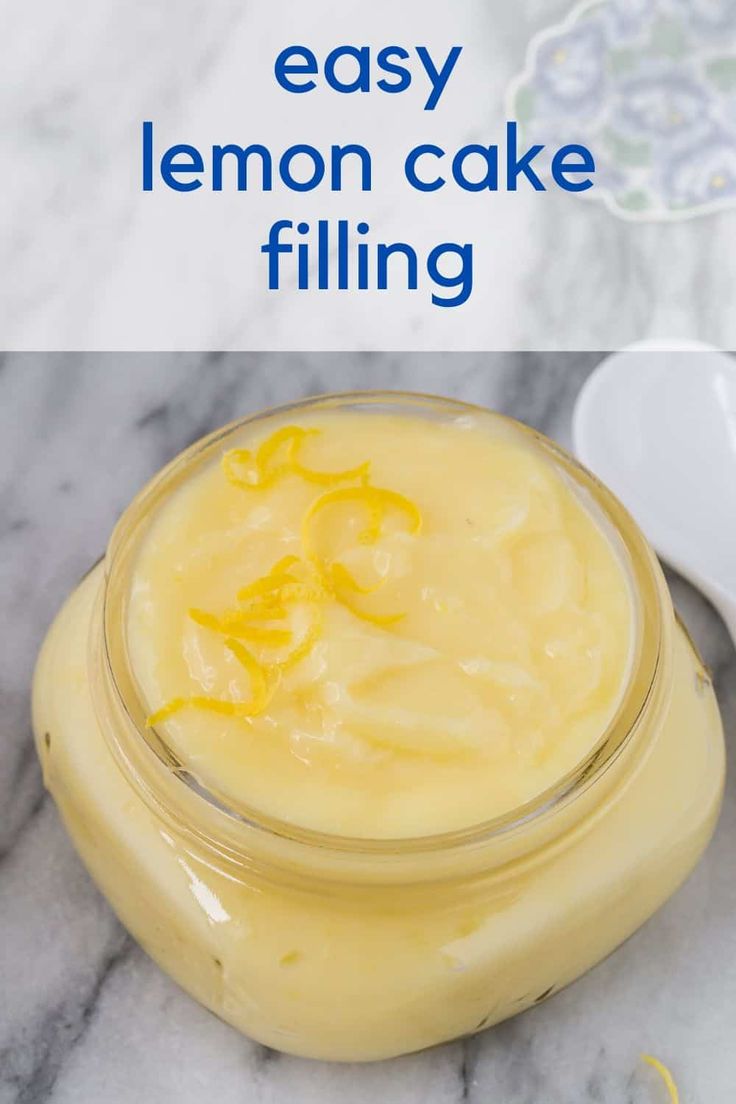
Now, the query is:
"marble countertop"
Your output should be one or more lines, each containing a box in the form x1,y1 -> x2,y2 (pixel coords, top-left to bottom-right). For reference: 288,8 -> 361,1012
1,355 -> 734,1103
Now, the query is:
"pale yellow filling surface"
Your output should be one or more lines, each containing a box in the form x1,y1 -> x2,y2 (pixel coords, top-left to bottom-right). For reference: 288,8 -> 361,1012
127,411 -> 634,838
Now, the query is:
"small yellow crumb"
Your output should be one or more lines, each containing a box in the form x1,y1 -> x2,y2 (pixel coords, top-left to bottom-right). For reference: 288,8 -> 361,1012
642,1054 -> 680,1104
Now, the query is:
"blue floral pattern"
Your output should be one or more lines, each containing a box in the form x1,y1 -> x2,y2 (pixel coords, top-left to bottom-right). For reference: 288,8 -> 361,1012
508,0 -> 736,219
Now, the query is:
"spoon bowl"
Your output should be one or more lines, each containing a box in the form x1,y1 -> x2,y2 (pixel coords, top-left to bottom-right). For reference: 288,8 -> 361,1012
573,341 -> 736,646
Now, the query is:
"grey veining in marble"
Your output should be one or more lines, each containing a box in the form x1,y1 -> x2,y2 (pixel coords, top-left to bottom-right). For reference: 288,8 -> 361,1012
1,355 -> 734,1103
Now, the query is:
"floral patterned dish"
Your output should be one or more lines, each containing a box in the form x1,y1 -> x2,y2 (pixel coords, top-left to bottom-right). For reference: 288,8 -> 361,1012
507,0 -> 736,220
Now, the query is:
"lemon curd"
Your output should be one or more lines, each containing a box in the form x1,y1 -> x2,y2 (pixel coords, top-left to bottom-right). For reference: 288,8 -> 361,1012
32,394 -> 725,1061
128,411 -> 633,838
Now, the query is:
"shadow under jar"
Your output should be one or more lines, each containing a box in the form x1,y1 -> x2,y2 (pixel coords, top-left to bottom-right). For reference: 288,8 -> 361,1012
32,392 -> 724,1062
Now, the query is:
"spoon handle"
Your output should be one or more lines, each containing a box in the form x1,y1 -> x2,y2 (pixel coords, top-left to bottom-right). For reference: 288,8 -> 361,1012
717,595 -> 736,653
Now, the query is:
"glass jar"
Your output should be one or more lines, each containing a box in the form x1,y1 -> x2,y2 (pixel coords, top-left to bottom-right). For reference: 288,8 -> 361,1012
32,393 -> 725,1062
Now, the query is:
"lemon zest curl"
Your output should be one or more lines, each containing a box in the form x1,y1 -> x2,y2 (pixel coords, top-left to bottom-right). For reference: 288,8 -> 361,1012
146,426 -> 424,727
222,425 -> 370,493
642,1055 -> 679,1104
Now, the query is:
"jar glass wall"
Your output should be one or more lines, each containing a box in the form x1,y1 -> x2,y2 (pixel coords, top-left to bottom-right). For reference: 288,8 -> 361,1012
32,394 -> 725,1061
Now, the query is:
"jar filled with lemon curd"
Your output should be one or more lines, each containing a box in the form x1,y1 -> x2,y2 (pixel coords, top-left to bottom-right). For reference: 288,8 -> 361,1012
33,392 -> 724,1062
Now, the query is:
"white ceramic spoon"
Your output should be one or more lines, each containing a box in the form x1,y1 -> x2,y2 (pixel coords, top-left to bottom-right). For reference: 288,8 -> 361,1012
573,340 -> 736,648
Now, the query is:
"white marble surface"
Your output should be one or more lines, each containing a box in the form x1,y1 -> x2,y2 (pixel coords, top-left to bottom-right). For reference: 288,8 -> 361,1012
2,0 -> 736,350
0,356 -> 735,1103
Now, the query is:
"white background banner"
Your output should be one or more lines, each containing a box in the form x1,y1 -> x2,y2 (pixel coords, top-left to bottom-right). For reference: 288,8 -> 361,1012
1,0 -> 735,350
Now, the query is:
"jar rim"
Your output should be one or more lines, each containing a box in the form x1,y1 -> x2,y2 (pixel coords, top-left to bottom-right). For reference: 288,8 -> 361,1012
98,390 -> 666,870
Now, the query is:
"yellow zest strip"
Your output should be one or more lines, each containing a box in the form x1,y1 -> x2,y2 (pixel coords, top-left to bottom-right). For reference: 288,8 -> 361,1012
269,554 -> 302,575
188,608 -> 227,633
221,448 -> 265,490
223,426 -> 372,494
329,562 -> 384,596
642,1056 -> 679,1104
278,603 -> 323,671
224,638 -> 277,709
228,623 -> 293,647
189,609 -> 292,646
239,600 -> 288,620
235,555 -> 305,605
146,697 -> 261,727
259,426 -> 371,488
328,562 -> 405,626
236,573 -> 297,603
145,636 -> 276,729
291,458 -> 371,487
255,426 -> 314,474
302,484 -> 422,560
333,587 -> 406,628
302,486 -> 420,625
